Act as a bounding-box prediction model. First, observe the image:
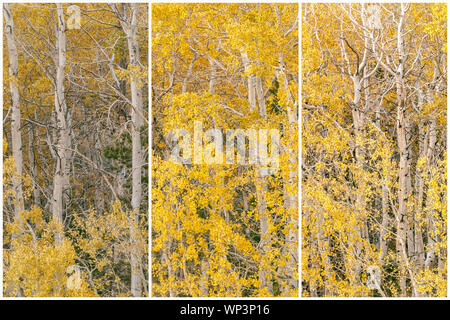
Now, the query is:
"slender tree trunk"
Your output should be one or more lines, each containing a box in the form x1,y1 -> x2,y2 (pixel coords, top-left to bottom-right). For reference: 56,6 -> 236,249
424,119 -> 437,268
349,73 -> 366,287
53,4 -> 71,244
253,74 -> 272,294
277,63 -> 298,295
28,129 -> 40,207
414,118 -> 426,270
4,6 -> 26,297
200,260 -> 209,296
241,51 -> 256,112
182,55 -> 196,94
208,57 -> 216,95
256,171 -> 271,293
4,3 -> 24,218
395,68 -> 409,297
162,239 -> 175,297
255,77 -> 266,118
242,52 -> 269,292
394,4 -> 417,296
118,3 -> 143,297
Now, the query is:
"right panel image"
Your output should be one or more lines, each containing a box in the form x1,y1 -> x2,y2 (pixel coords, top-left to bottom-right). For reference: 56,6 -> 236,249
302,3 -> 447,297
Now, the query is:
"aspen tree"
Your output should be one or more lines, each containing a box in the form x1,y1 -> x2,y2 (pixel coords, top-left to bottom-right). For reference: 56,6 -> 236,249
113,3 -> 144,297
4,3 -> 24,217
52,4 -> 71,243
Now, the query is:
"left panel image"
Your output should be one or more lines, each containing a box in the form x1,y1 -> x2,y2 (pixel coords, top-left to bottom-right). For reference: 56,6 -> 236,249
3,3 -> 148,297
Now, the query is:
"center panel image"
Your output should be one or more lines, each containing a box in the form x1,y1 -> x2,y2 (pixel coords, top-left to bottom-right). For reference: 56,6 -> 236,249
151,3 -> 299,297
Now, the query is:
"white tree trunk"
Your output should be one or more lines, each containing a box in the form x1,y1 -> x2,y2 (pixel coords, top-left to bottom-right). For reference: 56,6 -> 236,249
53,4 -> 71,244
118,3 -> 143,297
277,64 -> 298,295
253,73 -> 271,293
394,4 -> 417,296
241,51 -> 256,112
4,3 -> 24,218
424,119 -> 437,268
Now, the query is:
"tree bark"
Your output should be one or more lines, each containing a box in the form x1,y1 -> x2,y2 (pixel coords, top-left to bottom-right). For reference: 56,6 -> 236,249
253,73 -> 271,294
424,119 -> 437,268
4,3 -> 24,218
52,4 -> 71,244
394,4 -> 417,296
117,3 -> 143,297
241,51 -> 256,112
277,63 -> 298,295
